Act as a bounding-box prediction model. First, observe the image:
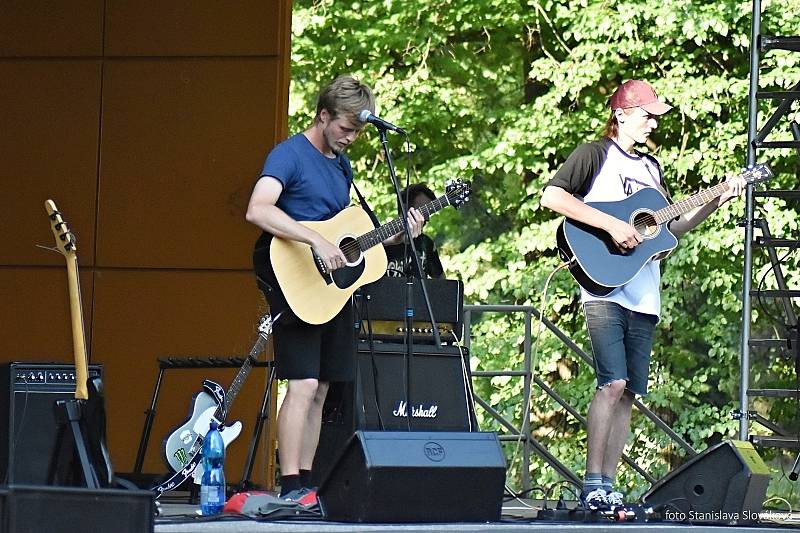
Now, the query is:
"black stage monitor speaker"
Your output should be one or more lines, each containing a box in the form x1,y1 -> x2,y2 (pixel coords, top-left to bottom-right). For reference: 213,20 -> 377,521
641,440 -> 771,524
0,362 -> 102,484
318,430 -> 506,523
4,484 -> 154,533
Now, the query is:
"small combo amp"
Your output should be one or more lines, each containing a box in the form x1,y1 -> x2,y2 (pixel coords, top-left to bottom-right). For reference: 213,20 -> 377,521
0,362 -> 102,484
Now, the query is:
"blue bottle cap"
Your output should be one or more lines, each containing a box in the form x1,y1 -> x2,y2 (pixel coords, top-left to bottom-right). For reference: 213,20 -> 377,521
209,420 -> 218,431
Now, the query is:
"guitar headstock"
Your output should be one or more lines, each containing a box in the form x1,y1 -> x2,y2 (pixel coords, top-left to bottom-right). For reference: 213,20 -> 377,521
44,200 -> 76,259
247,312 -> 275,361
257,313 -> 273,339
741,162 -> 774,185
445,179 -> 472,209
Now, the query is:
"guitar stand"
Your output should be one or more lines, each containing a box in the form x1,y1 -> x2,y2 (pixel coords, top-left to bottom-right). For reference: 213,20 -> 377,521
132,356 -> 275,492
236,362 -> 277,492
48,398 -> 100,489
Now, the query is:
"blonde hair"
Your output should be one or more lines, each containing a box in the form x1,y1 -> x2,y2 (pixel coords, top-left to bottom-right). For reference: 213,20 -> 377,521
315,75 -> 376,125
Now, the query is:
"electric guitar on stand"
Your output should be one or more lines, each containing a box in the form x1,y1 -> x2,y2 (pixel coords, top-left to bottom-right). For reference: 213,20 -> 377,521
45,199 -> 113,488
152,314 -> 275,498
556,163 -> 773,296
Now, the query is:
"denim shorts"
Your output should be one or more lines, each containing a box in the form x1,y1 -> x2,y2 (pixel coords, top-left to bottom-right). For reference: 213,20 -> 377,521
583,301 -> 657,396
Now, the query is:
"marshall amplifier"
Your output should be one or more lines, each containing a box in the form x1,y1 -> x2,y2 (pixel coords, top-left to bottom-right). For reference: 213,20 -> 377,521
354,341 -> 475,431
358,277 -> 464,342
0,362 -> 103,484
312,342 -> 476,485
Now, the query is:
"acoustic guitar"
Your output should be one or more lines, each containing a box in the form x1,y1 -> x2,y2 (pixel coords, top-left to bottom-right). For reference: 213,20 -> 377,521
265,180 -> 471,324
556,163 -> 773,296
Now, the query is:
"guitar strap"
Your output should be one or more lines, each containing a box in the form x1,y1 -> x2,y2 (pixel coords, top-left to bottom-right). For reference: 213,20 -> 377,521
152,448 -> 203,498
202,379 -> 226,419
345,159 -> 380,229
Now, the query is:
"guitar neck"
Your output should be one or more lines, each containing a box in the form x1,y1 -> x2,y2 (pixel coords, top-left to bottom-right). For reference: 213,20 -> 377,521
357,194 -> 452,250
220,332 -> 268,416
66,256 -> 89,400
654,181 -> 730,224
220,358 -> 253,417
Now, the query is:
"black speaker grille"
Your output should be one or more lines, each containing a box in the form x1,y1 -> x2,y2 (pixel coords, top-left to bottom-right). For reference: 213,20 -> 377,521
0,362 -> 102,484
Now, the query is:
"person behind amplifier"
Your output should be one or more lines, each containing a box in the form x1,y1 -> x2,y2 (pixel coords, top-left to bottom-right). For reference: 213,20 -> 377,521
385,183 -> 444,279
540,79 -> 746,511
246,75 -> 424,506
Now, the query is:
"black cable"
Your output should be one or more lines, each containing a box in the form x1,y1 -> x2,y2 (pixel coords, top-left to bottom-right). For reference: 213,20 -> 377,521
355,291 -> 385,430
755,245 -> 795,331
754,244 -> 800,466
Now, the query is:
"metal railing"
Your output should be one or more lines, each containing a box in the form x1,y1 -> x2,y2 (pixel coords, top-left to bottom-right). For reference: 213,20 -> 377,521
462,304 -> 697,493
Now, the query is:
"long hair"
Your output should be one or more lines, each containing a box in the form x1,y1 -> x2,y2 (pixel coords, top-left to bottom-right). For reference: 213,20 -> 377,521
602,109 -> 618,138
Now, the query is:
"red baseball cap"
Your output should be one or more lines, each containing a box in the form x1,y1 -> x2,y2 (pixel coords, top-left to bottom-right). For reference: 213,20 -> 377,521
609,80 -> 672,115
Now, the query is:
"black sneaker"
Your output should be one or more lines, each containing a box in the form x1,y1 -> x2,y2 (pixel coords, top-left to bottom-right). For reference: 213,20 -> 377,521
580,488 -> 608,511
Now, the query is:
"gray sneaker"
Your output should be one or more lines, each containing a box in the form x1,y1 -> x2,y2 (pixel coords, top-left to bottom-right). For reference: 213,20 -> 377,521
605,490 -> 624,507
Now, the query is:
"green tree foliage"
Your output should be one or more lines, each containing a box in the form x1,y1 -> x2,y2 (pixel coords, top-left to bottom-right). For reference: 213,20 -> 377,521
291,0 -> 800,503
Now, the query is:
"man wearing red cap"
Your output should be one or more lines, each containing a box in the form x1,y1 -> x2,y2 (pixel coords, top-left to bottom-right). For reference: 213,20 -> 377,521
541,79 -> 746,510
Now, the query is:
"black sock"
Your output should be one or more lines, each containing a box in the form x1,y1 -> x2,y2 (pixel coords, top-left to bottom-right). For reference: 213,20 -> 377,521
299,469 -> 312,488
279,474 -> 301,496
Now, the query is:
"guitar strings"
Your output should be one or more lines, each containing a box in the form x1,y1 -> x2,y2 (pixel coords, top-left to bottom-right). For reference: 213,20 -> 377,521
336,190 -> 465,257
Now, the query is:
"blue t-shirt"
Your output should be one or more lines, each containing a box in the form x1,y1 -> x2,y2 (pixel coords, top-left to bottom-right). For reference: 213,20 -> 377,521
260,133 -> 353,222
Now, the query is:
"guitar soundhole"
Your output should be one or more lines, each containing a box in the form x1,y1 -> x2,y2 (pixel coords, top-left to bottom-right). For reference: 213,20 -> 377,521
632,211 -> 659,239
339,236 -> 362,264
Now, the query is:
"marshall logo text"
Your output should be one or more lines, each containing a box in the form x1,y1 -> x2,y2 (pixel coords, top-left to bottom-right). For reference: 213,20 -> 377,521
392,400 -> 439,418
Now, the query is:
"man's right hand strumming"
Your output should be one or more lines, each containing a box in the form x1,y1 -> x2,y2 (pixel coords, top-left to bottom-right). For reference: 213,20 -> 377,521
311,236 -> 348,271
606,217 -> 642,251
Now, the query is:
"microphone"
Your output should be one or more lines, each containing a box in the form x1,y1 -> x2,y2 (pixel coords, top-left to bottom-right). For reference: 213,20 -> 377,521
359,110 -> 406,134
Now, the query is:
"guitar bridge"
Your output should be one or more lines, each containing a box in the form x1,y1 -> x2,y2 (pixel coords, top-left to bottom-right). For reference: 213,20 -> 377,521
311,248 -> 334,285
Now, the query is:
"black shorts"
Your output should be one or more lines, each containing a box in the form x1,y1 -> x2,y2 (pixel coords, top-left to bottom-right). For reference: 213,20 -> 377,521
271,302 -> 356,381
254,242 -> 356,381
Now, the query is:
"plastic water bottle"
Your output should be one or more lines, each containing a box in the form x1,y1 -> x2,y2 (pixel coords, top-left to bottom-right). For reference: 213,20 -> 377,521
200,420 -> 226,515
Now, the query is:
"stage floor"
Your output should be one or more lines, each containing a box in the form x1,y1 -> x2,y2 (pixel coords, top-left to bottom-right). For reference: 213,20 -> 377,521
153,494 -> 800,533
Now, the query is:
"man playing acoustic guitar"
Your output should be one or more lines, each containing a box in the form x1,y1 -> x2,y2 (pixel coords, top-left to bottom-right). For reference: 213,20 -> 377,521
540,79 -> 747,511
246,75 -> 424,505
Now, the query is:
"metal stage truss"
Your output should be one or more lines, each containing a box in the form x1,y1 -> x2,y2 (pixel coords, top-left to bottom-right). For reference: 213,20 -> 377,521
740,0 -> 800,453
462,304 -> 697,494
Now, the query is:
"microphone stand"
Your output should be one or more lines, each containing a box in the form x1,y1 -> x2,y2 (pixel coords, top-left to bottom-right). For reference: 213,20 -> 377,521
377,127 -> 442,431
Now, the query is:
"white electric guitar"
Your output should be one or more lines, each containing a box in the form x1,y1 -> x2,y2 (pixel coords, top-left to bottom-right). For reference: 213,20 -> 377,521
158,315 -> 272,490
